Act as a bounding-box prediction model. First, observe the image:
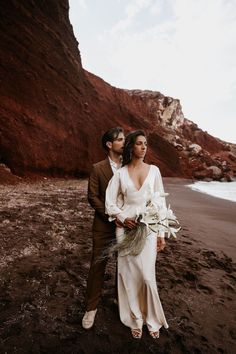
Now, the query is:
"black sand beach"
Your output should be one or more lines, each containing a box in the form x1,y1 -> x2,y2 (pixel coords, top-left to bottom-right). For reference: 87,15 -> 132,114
0,178 -> 235,353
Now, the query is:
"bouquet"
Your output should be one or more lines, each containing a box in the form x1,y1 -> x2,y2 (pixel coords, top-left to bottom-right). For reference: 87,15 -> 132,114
138,199 -> 180,239
110,197 -> 180,257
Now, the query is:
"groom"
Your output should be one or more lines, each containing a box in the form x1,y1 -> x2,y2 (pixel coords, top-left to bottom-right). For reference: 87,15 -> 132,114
82,127 -> 125,329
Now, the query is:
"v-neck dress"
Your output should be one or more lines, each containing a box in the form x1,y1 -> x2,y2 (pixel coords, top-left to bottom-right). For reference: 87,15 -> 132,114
105,165 -> 169,332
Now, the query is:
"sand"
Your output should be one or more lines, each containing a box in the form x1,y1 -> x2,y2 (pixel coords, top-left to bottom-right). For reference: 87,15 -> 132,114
0,178 -> 235,354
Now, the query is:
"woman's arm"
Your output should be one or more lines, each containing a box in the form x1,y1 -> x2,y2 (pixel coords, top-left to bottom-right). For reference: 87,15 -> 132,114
153,166 -> 168,238
105,171 -> 126,223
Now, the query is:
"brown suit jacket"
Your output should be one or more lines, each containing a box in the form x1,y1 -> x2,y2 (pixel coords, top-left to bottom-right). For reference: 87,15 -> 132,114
88,158 -> 115,232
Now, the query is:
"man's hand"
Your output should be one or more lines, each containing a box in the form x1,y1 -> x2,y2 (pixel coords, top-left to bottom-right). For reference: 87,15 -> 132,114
157,237 -> 166,252
124,218 -> 137,229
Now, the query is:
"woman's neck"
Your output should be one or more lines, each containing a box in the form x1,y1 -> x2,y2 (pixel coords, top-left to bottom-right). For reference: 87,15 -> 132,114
129,158 -> 144,168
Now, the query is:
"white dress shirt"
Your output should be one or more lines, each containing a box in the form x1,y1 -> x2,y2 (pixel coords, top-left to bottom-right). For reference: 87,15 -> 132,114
108,157 -> 122,174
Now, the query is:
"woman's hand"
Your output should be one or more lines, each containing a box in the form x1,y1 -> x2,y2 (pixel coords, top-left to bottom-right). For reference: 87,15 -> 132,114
157,237 -> 166,252
124,218 -> 137,229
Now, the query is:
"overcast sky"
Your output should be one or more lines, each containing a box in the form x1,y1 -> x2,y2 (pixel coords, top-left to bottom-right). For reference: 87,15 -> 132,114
69,0 -> 236,144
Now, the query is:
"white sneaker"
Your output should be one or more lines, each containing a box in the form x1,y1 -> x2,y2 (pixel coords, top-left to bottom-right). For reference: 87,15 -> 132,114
82,309 -> 97,329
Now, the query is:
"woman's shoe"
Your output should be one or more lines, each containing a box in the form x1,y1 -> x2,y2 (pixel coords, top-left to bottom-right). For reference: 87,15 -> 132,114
131,328 -> 142,339
149,330 -> 160,339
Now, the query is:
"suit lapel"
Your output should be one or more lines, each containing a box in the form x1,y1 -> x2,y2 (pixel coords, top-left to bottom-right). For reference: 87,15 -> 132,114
100,158 -> 113,183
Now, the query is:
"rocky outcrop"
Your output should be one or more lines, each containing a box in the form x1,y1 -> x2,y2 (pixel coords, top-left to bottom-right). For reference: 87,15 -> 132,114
0,164 -> 21,184
120,88 -> 236,181
0,0 -> 235,182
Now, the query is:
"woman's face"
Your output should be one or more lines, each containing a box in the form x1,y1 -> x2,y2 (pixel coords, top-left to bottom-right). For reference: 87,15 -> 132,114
132,135 -> 147,159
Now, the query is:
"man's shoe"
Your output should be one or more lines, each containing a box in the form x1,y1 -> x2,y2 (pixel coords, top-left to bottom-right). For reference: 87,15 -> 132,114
82,309 -> 97,329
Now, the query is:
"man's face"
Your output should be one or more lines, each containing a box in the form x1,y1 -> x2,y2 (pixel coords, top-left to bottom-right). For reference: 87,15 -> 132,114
110,132 -> 125,155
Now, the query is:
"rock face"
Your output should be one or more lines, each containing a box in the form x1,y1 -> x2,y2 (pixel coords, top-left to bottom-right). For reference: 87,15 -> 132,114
0,0 -> 235,181
0,0 -> 105,177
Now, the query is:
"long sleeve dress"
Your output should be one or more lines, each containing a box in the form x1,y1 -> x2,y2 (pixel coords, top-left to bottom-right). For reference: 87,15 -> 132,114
105,164 -> 169,332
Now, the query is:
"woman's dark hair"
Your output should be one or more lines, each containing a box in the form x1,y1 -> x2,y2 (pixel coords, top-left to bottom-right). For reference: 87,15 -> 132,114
122,130 -> 147,166
102,127 -> 124,151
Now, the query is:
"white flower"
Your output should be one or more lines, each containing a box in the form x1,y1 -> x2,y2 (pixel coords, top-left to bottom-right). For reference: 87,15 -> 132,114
137,200 -> 180,238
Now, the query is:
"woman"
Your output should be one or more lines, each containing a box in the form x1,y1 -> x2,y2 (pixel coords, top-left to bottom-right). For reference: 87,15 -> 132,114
105,130 -> 169,339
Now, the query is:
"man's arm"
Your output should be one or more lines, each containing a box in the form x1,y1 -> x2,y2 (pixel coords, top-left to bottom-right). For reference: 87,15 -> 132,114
88,165 -> 108,221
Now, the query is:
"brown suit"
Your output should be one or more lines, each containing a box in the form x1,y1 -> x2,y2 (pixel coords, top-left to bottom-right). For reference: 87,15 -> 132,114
86,158 -> 116,311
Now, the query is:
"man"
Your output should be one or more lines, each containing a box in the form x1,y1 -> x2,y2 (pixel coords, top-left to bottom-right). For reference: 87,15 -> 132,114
82,127 -> 125,329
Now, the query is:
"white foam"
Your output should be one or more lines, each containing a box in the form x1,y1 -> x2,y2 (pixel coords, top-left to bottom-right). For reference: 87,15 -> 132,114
187,180 -> 236,203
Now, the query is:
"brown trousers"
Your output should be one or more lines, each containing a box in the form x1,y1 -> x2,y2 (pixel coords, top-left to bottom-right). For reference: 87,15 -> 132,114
86,230 -> 115,311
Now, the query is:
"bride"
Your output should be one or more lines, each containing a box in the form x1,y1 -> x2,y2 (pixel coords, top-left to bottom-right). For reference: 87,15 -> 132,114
105,130 -> 169,339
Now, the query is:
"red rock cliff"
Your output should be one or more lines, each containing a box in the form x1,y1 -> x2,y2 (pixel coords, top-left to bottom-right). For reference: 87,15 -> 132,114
0,0 -> 235,181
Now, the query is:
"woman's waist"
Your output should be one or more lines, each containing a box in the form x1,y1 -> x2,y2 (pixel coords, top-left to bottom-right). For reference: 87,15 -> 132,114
119,204 -> 145,217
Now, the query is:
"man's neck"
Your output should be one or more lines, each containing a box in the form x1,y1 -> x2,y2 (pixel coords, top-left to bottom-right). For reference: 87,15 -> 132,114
108,152 -> 122,164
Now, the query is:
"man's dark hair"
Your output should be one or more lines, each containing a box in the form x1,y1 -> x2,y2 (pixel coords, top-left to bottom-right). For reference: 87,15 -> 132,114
102,127 -> 124,151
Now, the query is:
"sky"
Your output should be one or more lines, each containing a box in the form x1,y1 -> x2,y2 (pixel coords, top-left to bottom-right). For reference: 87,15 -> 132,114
69,0 -> 236,144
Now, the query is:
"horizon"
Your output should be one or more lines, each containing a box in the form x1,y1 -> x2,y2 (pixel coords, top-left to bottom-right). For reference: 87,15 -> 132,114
69,0 -> 236,144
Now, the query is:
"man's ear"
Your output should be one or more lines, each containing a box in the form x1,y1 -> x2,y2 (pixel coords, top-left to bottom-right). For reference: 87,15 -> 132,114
106,141 -> 112,150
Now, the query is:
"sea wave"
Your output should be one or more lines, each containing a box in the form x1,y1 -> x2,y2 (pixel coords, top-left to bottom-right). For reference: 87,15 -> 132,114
187,180 -> 236,203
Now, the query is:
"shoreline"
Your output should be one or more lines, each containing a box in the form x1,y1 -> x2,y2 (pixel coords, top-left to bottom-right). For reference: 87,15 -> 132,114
187,179 -> 236,203
163,177 -> 236,262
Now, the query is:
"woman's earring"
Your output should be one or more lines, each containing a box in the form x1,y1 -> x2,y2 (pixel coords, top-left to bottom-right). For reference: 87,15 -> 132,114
129,151 -> 132,160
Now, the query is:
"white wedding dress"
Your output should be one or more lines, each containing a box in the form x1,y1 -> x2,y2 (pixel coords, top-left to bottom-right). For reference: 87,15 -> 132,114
105,164 -> 169,332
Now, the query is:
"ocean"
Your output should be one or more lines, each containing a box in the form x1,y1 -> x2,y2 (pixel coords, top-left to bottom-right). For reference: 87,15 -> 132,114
187,180 -> 236,203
